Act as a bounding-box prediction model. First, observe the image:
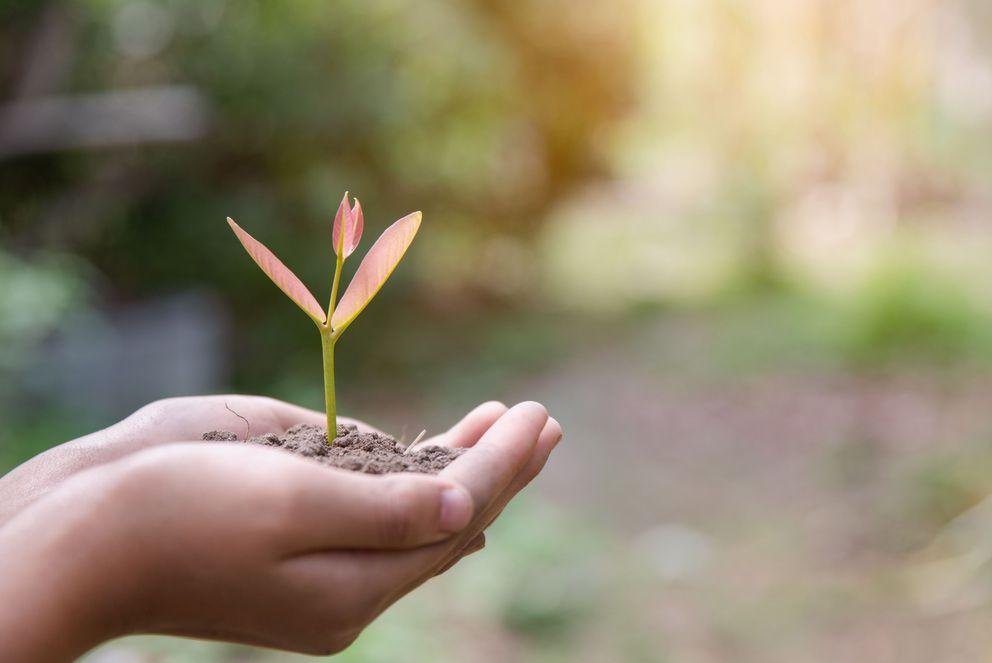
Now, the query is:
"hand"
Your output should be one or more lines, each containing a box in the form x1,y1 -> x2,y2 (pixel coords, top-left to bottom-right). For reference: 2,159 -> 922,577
349,401 -> 563,605
0,395 -> 366,526
0,401 -> 562,660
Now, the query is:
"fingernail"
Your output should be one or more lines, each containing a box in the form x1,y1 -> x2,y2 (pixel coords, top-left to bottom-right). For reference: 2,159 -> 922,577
440,487 -> 473,533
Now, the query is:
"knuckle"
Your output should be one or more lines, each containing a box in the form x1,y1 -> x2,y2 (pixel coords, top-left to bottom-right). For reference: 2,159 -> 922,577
139,395 -> 185,416
138,397 -> 168,413
374,478 -> 425,545
125,399 -> 170,428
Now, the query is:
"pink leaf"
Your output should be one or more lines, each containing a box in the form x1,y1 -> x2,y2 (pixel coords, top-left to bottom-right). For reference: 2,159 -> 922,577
331,211 -> 421,332
332,192 -> 364,259
226,217 -> 326,324
350,198 -> 364,250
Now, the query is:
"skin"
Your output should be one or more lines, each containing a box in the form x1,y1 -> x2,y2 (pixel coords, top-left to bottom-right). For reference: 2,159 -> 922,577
0,396 -> 562,661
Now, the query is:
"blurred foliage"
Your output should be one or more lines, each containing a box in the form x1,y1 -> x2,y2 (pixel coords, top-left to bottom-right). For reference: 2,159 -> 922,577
0,0 -> 637,403
0,0 -> 635,263
843,263 -> 992,367
0,245 -> 90,449
0,246 -> 87,372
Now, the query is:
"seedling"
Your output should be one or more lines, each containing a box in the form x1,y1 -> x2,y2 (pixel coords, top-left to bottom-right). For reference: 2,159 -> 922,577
226,193 -> 420,442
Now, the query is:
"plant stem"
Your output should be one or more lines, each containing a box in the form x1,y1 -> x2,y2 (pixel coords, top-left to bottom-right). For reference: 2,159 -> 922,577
320,327 -> 336,444
323,248 -> 345,446
328,253 -> 344,323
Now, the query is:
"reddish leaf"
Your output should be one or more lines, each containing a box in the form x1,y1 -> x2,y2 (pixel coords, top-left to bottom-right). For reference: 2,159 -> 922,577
226,217 -> 326,324
331,211 -> 421,333
332,192 -> 364,259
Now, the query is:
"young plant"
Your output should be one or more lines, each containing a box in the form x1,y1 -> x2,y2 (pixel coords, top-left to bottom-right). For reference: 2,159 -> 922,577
226,193 -> 421,442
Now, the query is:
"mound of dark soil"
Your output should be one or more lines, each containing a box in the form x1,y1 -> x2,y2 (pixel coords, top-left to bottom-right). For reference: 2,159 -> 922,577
203,423 -> 464,475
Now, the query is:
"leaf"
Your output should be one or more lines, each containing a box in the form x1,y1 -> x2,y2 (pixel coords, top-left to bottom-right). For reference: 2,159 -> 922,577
226,217 -> 326,325
332,192 -> 364,259
331,211 -> 421,333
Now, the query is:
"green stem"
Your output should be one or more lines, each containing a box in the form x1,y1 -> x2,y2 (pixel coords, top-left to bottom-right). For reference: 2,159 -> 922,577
320,327 -> 336,444
322,249 -> 346,446
328,254 -> 344,324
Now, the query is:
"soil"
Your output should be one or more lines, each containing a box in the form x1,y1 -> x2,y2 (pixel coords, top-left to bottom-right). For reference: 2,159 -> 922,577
202,423 -> 465,475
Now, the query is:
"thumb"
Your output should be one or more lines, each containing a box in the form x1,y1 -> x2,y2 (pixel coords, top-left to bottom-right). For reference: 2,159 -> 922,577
288,469 -> 475,550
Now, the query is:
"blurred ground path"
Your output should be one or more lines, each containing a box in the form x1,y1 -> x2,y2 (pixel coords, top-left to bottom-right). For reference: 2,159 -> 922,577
527,317 -> 982,526
503,314 -> 992,662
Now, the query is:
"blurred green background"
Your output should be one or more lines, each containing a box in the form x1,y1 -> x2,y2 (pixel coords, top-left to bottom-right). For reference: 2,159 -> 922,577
3,0 -> 992,661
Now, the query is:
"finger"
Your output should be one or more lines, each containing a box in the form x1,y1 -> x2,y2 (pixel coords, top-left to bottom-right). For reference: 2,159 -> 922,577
413,401 -> 508,451
427,417 -> 563,576
465,417 -> 563,535
352,403 -> 550,596
437,402 -> 548,509
285,468 -> 474,551
431,410 -> 557,553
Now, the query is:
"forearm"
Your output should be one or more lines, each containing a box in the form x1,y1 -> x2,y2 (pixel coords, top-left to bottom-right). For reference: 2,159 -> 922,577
0,467 -> 130,661
0,544 -> 103,662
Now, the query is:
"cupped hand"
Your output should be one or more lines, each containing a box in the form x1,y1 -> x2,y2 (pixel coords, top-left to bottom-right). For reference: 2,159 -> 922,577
0,399 -> 563,661
332,401 -> 563,611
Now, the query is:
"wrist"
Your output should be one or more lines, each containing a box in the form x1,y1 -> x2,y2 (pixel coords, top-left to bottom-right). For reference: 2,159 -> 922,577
0,435 -> 119,528
0,464 -> 141,660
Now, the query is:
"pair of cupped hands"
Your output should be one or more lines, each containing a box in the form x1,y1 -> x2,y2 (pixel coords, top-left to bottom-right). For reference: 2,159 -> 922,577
0,395 -> 562,661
